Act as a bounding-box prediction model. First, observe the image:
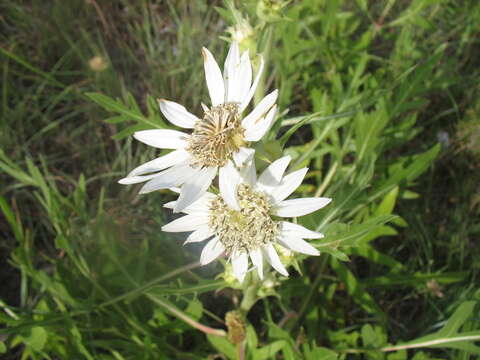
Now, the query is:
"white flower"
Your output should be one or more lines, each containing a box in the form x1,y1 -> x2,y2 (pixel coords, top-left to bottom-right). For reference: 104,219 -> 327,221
161,156 -> 332,283
119,42 -> 278,213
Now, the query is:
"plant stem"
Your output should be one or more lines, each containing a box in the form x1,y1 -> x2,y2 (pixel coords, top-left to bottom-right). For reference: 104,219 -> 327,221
287,254 -> 329,331
239,281 -> 259,314
237,342 -> 245,360
342,335 -> 480,354
147,295 -> 226,337
380,335 -> 480,352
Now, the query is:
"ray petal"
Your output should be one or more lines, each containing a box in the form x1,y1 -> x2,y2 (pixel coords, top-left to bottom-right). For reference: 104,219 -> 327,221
239,55 -> 265,112
173,166 -> 217,213
279,221 -> 324,239
270,168 -> 308,204
250,248 -> 264,280
242,89 -> 278,129
219,161 -> 240,210
231,251 -> 249,283
158,99 -> 198,129
134,129 -> 188,149
274,198 -> 332,217
202,47 -> 225,106
263,244 -> 288,276
244,105 -> 276,142
200,237 -> 225,265
278,236 -> 320,256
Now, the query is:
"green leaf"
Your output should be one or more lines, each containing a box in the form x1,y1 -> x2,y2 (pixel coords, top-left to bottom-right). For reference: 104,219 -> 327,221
387,350 -> 407,360
254,340 -> 286,360
303,344 -> 338,360
207,334 -> 236,359
184,299 -> 203,321
23,326 -> 47,351
363,271 -> 467,288
437,301 -> 477,337
375,187 -> 399,216
86,92 -> 162,129
362,324 -> 377,347
374,145 -> 440,201
0,195 -> 24,242
318,215 -> 397,250
330,258 -> 387,321
278,111 -> 355,147
388,301 -> 480,354
349,245 -> 404,272
246,325 -> 258,350
104,115 -> 127,124
111,123 -> 150,140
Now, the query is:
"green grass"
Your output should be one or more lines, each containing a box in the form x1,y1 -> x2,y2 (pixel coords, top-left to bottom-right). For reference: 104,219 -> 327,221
1,0 -> 479,359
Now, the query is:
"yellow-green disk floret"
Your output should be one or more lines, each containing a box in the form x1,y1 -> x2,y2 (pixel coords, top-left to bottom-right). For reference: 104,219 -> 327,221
186,103 -> 245,168
209,184 -> 279,255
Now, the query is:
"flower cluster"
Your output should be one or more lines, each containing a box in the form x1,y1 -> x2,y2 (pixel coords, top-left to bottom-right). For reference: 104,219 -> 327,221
120,42 -> 331,282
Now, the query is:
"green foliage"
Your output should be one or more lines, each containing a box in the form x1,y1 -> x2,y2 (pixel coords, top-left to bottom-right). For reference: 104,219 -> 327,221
1,0 -> 479,359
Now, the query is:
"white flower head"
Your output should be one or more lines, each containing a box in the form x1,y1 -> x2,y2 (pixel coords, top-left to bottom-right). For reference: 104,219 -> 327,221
119,42 -> 277,213
161,156 -> 332,283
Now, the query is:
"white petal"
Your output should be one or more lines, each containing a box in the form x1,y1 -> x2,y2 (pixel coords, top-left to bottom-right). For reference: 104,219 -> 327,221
270,168 -> 308,203
224,42 -> 240,76
274,198 -> 332,217
200,237 -> 225,265
202,47 -> 225,106
239,55 -> 265,112
119,173 -> 162,185
250,249 -> 264,280
280,221 -> 324,239
162,214 -> 209,232
233,147 -> 255,168
263,244 -> 288,276
165,192 -> 216,214
139,162 -> 198,194
164,201 -> 176,209
278,236 -> 320,256
174,166 -> 217,212
239,158 -> 256,186
219,161 -> 240,210
258,155 -> 291,188
127,150 -> 190,177
224,41 -> 240,101
227,51 -> 252,103
201,103 -> 209,112
244,105 -> 276,142
158,99 -> 198,129
184,225 -> 213,244
180,192 -> 216,214
242,89 -> 278,129
134,129 -> 188,149
231,251 -> 249,283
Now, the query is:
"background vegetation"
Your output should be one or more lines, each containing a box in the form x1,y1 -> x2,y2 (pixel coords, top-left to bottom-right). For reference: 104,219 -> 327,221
1,0 -> 479,359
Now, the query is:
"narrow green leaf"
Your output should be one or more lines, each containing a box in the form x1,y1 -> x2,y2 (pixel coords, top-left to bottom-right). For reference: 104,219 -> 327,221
0,195 -> 24,241
255,340 -> 286,360
207,334 -> 236,359
23,326 -> 47,352
330,258 -> 386,321
363,272 -> 467,288
86,92 -> 162,129
437,301 -> 477,337
318,215 -> 397,249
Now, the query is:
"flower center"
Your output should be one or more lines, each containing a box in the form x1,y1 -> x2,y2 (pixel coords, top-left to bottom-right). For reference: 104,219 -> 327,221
186,103 -> 245,168
209,184 -> 279,255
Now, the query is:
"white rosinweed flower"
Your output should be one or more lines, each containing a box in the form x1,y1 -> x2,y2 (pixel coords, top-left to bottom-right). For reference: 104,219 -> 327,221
119,42 -> 277,213
161,156 -> 332,283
